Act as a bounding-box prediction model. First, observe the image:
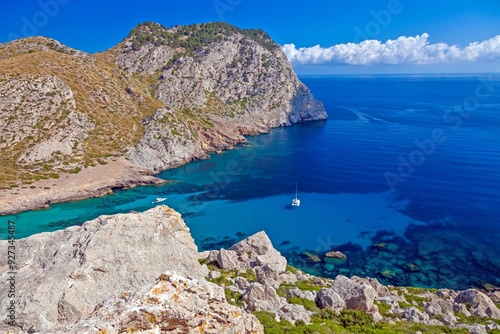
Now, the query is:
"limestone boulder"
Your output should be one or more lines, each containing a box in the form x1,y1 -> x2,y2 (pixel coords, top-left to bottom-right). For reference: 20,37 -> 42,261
0,206 -> 207,333
399,307 -> 430,323
280,303 -> 311,325
331,275 -> 377,312
216,249 -> 241,271
67,271 -> 264,334
234,276 -> 250,293
315,288 -> 346,313
229,231 -> 287,273
489,290 -> 500,303
287,288 -> 317,301
455,289 -> 500,319
255,264 -> 281,289
242,282 -> 284,313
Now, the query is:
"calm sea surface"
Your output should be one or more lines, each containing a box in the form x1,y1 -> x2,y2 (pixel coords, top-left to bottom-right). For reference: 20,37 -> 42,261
1,75 -> 499,289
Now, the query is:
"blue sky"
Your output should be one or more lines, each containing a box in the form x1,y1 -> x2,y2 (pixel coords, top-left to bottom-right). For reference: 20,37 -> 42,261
1,0 -> 499,74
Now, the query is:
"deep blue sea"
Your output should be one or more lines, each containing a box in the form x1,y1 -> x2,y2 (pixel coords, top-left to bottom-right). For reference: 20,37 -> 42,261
1,74 -> 499,290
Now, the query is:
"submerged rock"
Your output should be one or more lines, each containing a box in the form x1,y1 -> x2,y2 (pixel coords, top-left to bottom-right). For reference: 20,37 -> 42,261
404,263 -> 421,272
379,269 -> 397,278
324,251 -> 347,260
303,252 -> 321,263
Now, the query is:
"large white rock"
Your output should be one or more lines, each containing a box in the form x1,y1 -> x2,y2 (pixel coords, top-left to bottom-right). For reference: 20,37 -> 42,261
315,288 -> 346,313
228,231 -> 287,273
67,271 -> 264,334
242,282 -> 284,312
331,275 -> 377,312
0,206 -> 208,333
455,289 -> 500,319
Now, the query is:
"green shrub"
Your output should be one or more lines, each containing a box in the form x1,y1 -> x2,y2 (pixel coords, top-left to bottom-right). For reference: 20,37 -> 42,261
224,289 -> 243,307
68,167 -> 82,174
339,309 -> 374,329
288,296 -> 320,312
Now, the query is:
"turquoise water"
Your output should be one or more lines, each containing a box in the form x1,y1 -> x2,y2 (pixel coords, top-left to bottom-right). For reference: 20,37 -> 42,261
1,75 -> 499,290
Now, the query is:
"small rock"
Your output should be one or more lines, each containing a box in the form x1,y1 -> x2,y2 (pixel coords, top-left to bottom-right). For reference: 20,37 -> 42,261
455,323 -> 487,334
379,269 -> 396,278
217,248 -> 241,271
324,251 -> 347,259
198,250 -> 210,259
255,264 -> 281,289
399,307 -> 429,323
489,290 -> 500,303
315,288 -> 346,312
404,263 -> 420,272
242,282 -> 283,313
454,302 -> 472,317
287,288 -> 316,301
208,270 -> 221,279
280,303 -> 311,324
303,252 -> 321,263
205,249 -> 220,263
279,271 -> 297,285
441,313 -> 457,326
234,276 -> 250,292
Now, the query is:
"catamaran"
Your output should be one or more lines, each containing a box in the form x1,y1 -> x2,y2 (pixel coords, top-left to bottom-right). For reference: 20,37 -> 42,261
292,183 -> 300,207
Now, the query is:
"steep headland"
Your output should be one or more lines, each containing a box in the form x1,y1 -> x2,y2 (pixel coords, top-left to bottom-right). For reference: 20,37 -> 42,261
0,206 -> 498,333
0,22 -> 326,214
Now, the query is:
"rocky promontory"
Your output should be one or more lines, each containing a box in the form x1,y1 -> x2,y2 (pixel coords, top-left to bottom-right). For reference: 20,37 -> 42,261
0,22 -> 326,214
1,206 -> 498,333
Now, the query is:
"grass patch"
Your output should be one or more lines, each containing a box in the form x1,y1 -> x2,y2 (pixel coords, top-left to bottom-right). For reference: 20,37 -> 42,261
207,275 -> 232,287
288,296 -> 320,312
224,289 -> 243,307
68,167 -> 82,174
239,268 -> 257,282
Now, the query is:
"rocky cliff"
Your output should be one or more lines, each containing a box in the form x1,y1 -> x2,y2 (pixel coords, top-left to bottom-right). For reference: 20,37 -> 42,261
113,22 -> 326,173
0,22 -> 326,213
0,206 -> 262,333
1,207 -> 499,333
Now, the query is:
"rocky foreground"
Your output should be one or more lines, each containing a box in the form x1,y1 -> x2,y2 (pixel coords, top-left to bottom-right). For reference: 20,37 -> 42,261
0,22 -> 326,215
0,206 -> 499,333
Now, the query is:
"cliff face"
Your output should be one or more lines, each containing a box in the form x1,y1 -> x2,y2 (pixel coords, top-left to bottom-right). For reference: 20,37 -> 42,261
113,22 -> 327,172
0,36 -> 162,190
0,22 -> 326,211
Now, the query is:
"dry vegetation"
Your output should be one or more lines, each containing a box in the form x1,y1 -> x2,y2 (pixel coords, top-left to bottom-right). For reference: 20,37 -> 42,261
0,37 -> 163,189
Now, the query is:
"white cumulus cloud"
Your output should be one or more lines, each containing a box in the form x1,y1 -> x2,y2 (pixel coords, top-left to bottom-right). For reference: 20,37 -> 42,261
282,34 -> 500,66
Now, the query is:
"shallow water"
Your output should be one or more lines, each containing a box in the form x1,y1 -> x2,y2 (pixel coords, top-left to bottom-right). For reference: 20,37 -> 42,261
1,74 -> 499,290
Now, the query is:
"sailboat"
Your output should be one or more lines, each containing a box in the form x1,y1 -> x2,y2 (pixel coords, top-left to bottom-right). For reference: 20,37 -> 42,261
292,183 -> 300,207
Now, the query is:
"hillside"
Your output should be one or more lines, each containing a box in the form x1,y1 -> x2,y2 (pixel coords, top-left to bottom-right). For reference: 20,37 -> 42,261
0,206 -> 498,333
0,22 -> 326,214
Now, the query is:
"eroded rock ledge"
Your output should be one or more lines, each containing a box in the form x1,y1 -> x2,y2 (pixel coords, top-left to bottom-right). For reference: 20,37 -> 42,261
0,206 -> 498,334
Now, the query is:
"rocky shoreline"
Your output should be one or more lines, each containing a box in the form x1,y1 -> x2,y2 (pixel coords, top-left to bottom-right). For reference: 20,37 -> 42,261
0,23 -> 327,216
0,157 -> 165,216
1,206 -> 498,333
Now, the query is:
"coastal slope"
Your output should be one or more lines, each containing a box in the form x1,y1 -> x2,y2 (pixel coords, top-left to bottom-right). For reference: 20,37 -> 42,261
1,206 -> 498,333
0,22 -> 327,214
